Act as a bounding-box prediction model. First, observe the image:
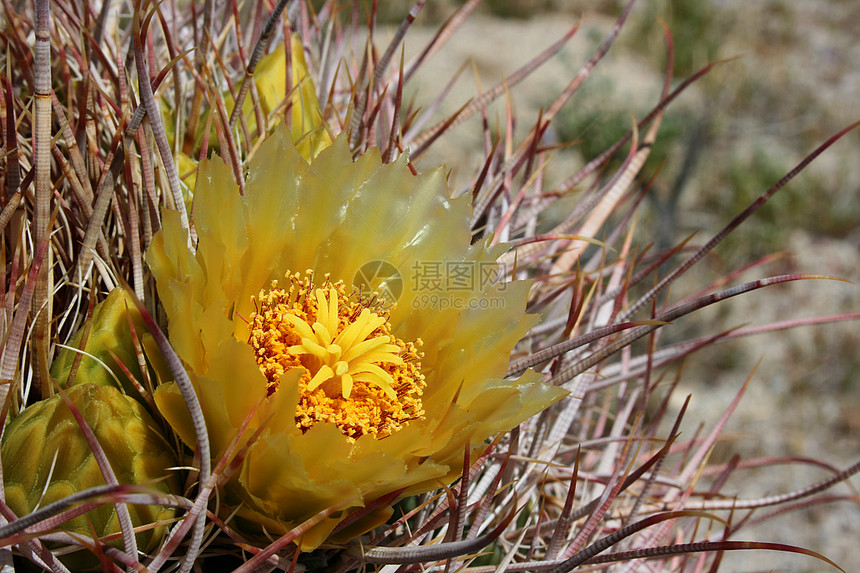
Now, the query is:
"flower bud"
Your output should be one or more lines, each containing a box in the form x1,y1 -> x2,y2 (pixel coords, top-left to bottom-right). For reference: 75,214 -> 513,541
51,288 -> 168,396
1,383 -> 179,558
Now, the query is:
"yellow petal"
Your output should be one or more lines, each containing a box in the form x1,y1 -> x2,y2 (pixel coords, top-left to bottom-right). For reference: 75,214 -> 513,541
249,35 -> 332,158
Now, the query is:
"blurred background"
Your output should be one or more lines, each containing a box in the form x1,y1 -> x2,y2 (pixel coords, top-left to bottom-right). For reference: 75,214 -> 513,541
371,1 -> 860,570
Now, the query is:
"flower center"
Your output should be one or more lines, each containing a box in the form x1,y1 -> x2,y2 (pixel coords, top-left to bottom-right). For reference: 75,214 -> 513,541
248,271 -> 425,440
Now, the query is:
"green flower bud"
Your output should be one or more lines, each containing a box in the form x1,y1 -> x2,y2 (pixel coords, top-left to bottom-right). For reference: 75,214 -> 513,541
1,383 -> 179,558
51,288 -> 168,396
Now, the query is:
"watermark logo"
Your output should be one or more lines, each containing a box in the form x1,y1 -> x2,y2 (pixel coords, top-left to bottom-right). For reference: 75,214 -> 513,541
411,261 -> 507,293
411,293 -> 507,311
410,260 -> 508,310
353,260 -> 510,310
353,260 -> 403,307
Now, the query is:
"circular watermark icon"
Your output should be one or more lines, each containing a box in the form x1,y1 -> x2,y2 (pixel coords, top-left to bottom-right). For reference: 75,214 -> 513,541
353,260 -> 403,307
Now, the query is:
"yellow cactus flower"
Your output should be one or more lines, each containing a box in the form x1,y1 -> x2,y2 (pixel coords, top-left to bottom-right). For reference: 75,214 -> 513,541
147,126 -> 566,550
247,35 -> 332,159
167,34 -> 331,192
1,384 -> 179,557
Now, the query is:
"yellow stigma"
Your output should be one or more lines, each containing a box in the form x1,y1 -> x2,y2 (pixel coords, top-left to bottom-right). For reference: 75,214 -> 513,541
248,272 -> 424,440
